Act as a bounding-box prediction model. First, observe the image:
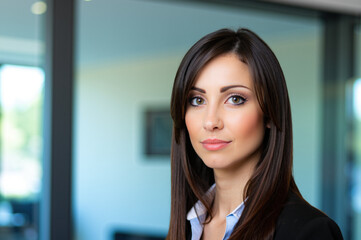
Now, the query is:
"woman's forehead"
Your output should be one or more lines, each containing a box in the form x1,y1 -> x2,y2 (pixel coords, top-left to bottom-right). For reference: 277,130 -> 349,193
192,54 -> 253,90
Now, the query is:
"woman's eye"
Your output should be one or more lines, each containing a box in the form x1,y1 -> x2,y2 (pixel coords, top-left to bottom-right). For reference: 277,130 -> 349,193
226,95 -> 246,105
189,97 -> 205,106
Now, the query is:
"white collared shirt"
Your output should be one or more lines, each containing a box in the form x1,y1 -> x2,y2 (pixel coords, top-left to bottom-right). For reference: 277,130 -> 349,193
186,184 -> 245,240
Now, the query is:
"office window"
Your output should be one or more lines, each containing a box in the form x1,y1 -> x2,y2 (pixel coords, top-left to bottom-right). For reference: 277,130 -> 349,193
0,64 -> 43,239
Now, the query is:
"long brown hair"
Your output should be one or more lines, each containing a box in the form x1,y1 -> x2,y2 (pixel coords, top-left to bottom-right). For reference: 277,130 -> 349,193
167,28 -> 301,240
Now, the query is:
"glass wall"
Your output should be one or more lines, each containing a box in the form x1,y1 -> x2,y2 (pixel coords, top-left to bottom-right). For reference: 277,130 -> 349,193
0,1 -> 45,239
74,0 -> 322,239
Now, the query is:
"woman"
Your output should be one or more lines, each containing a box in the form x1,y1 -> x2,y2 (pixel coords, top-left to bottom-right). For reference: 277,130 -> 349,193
167,28 -> 343,240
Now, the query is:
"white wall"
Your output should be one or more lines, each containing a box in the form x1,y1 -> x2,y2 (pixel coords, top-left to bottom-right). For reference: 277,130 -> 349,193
269,33 -> 322,205
74,54 -> 181,240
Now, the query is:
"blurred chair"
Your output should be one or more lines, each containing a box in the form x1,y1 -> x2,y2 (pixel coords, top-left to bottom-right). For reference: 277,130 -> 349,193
113,231 -> 165,240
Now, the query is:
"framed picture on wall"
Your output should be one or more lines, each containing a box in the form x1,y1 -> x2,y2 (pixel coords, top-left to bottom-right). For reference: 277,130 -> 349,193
144,108 -> 172,156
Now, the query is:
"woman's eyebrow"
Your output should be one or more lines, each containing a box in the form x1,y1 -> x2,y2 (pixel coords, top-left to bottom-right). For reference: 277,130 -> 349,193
190,87 -> 206,93
220,85 -> 250,92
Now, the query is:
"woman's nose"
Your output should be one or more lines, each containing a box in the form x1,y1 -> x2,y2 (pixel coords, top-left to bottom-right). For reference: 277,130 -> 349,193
203,107 -> 223,131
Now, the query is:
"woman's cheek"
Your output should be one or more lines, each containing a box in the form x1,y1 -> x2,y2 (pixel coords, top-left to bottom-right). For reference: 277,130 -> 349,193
185,111 -> 199,140
229,108 -> 264,142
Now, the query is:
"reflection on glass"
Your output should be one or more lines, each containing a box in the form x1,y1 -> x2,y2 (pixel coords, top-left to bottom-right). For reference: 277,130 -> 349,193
0,64 -> 43,240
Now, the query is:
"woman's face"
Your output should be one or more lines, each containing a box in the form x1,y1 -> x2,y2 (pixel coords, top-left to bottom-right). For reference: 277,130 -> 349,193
185,53 -> 265,171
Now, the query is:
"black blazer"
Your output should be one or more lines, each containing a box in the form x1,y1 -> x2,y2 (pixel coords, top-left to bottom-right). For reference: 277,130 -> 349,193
186,192 -> 343,239
274,192 -> 343,240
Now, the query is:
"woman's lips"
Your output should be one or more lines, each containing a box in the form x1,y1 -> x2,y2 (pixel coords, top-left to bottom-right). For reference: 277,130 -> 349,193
201,139 -> 231,151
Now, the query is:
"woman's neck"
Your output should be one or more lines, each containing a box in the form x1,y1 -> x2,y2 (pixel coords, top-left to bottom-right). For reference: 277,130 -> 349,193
212,157 -> 257,219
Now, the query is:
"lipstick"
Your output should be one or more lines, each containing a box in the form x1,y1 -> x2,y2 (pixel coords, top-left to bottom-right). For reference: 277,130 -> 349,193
201,139 -> 231,151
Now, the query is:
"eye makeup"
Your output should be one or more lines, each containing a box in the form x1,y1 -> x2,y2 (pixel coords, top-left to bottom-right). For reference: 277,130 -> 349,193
225,93 -> 248,105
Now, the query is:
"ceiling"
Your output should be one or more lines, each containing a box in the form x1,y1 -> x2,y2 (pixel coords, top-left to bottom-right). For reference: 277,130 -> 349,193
267,0 -> 361,15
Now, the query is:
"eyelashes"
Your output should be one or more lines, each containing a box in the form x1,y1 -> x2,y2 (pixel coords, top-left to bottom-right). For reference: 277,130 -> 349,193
226,95 -> 247,105
188,93 -> 247,107
189,96 -> 205,106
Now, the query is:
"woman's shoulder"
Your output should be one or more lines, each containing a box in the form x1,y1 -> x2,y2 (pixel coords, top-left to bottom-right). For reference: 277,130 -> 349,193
274,191 -> 343,240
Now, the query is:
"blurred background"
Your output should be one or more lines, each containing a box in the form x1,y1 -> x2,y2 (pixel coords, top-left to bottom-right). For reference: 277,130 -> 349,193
0,0 -> 360,239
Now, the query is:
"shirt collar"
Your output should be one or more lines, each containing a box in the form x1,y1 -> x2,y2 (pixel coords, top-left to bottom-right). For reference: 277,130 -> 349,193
187,184 -> 216,220
186,184 -> 245,221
